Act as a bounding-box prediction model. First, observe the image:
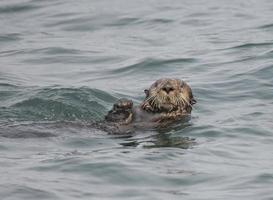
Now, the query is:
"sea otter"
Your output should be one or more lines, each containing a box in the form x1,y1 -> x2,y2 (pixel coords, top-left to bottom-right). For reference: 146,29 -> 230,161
98,78 -> 196,134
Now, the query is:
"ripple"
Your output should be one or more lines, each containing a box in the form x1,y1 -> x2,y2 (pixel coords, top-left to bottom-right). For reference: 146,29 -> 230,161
145,18 -> 174,24
1,0 -> 273,199
0,33 -> 21,42
0,82 -> 19,88
45,14 -> 118,32
0,4 -> 39,14
30,47 -> 85,55
45,16 -> 92,28
258,23 -> 273,29
248,64 -> 273,81
0,184 -> 57,199
255,173 -> 273,183
109,58 -> 197,75
23,54 -> 119,65
0,49 -> 25,57
0,126 -> 56,138
120,132 -> 196,149
107,17 -> 140,27
0,144 -> 9,150
0,87 -> 116,122
227,42 -> 273,50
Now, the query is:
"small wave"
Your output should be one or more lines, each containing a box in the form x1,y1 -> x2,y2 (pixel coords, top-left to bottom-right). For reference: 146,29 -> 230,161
261,48 -> 273,57
13,97 -> 89,121
121,134 -> 196,149
45,13 -> 174,33
0,33 -> 21,42
107,17 -> 140,27
0,4 -> 39,14
258,23 -> 273,29
0,83 -> 19,88
23,54 -> 118,65
1,87 -> 117,122
0,121 -> 100,138
0,125 -> 57,138
0,82 -> 22,103
1,184 -> 57,199
226,42 -> 273,50
105,17 -> 175,30
30,47 -> 84,55
181,19 -> 211,27
0,50 -> 24,57
109,58 -> 197,75
247,64 -> 273,82
22,47 -> 101,56
145,18 -> 174,24
44,14 -> 115,32
132,18 -> 174,26
1,47 -> 96,58
44,16 -> 92,28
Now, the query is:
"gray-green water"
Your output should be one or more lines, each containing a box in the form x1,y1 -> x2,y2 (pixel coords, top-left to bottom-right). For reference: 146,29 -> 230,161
1,0 -> 273,199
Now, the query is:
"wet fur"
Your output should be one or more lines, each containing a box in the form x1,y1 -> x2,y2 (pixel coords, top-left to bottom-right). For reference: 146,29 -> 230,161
103,78 -> 196,134
141,78 -> 196,116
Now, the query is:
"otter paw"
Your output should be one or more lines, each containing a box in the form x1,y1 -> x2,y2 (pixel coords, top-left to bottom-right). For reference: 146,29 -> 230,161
113,98 -> 133,110
105,98 -> 134,124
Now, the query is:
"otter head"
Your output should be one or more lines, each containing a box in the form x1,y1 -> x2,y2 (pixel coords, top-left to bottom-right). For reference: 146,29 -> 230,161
141,78 -> 196,113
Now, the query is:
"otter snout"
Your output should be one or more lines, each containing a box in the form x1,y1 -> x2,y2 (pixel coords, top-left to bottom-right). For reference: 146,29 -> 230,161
162,84 -> 174,94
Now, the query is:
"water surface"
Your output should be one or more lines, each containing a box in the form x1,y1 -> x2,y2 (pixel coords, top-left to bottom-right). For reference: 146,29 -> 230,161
1,0 -> 273,199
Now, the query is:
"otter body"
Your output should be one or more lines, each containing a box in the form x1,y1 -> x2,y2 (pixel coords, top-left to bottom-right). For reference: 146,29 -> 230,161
101,78 -> 196,134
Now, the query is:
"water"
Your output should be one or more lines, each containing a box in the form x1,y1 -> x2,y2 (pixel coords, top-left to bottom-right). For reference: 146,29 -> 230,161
1,0 -> 273,199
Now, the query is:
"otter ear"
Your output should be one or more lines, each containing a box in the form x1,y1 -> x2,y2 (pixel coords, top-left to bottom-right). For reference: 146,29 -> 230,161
190,98 -> 197,105
144,89 -> 149,97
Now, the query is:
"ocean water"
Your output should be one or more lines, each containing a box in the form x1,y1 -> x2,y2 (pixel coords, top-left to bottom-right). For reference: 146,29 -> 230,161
1,0 -> 273,199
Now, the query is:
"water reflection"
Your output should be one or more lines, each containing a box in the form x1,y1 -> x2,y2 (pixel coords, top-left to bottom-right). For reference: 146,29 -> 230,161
120,132 -> 196,149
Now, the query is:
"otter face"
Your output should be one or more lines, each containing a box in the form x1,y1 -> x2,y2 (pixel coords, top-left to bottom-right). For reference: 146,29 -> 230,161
141,78 -> 196,113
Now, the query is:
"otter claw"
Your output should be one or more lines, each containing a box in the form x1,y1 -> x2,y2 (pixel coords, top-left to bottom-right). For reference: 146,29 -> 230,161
114,98 -> 133,110
105,98 -> 134,124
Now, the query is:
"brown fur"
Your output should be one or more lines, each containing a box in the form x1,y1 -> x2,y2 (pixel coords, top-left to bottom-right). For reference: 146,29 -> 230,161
140,78 -> 196,115
103,78 -> 196,133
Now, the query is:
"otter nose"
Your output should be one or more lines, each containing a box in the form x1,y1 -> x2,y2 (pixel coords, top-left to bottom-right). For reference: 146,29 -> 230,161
162,85 -> 174,93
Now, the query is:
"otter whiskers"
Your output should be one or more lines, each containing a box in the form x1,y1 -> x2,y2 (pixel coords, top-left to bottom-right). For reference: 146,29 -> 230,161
179,93 -> 193,109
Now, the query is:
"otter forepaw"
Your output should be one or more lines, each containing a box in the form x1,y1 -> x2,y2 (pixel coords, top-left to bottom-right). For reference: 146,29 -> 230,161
114,98 -> 133,110
105,98 -> 134,125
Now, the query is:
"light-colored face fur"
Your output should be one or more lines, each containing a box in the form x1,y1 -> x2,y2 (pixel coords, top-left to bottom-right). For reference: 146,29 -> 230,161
141,78 -> 196,113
